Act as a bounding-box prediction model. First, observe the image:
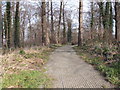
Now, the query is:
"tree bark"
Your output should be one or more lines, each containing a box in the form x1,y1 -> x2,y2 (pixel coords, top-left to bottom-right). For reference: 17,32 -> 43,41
62,2 -> 66,44
58,2 -> 62,43
67,19 -> 72,43
115,2 -> 120,42
51,1 -> 55,44
41,0 -> 50,46
78,1 -> 83,46
14,2 -> 20,48
90,2 -> 94,40
6,2 -> 11,48
0,2 -> 2,47
98,2 -> 104,39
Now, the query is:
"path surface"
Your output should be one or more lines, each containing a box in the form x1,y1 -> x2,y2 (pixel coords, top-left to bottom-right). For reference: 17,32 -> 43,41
45,45 -> 114,88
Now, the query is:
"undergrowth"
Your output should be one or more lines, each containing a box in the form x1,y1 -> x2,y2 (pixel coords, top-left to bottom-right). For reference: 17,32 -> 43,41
2,44 -> 61,88
73,46 -> 120,87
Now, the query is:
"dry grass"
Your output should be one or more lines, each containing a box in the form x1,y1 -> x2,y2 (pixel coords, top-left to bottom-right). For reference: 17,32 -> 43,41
1,46 -> 52,75
0,45 -> 61,88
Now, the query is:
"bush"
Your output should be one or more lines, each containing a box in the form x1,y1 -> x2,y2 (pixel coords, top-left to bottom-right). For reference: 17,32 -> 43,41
94,46 -> 103,55
103,47 -> 110,55
19,50 -> 26,55
97,64 -> 108,73
113,54 -> 120,60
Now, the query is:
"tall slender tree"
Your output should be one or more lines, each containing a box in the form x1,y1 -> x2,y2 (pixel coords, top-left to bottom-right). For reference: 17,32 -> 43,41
62,2 -> 66,44
109,2 -> 113,40
0,2 -> 2,47
6,2 -> 11,48
51,0 -> 55,44
90,2 -> 94,40
41,0 -> 50,46
67,18 -> 72,43
58,2 -> 62,43
115,2 -> 120,42
78,1 -> 83,46
104,2 -> 110,30
98,2 -> 104,38
14,2 -> 20,48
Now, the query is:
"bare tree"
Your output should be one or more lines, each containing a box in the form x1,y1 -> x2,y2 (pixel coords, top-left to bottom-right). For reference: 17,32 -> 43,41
62,2 -> 66,44
67,18 -> 72,43
115,2 -> 120,42
41,0 -> 50,46
50,0 -> 55,44
90,2 -> 94,40
58,1 -> 62,43
6,2 -> 11,48
78,1 -> 83,46
14,2 -> 20,48
0,2 -> 2,47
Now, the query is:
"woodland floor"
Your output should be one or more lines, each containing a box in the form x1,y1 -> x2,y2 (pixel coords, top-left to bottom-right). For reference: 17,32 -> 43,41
45,45 -> 114,88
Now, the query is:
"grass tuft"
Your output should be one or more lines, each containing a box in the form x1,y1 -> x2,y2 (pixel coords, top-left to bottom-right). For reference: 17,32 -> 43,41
3,70 -> 51,88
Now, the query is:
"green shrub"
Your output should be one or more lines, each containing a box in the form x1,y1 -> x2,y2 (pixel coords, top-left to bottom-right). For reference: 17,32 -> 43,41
94,46 -> 103,55
74,46 -> 120,86
113,54 -> 120,60
103,47 -> 110,55
97,64 -> 108,73
107,76 -> 119,85
19,50 -> 26,55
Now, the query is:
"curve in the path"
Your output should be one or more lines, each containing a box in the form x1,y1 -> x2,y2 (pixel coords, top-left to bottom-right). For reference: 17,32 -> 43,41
45,45 -> 114,88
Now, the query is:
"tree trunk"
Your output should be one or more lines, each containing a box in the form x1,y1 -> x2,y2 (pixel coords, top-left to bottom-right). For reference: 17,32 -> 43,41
58,2 -> 62,43
115,2 -> 120,42
51,1 -> 55,44
14,2 -> 20,48
98,2 -> 104,39
67,19 -> 72,43
78,1 -> 83,46
41,0 -> 50,46
90,2 -> 94,40
108,2 -> 113,43
62,2 -> 66,44
47,2 -> 49,23
0,2 -> 2,47
6,2 -> 11,48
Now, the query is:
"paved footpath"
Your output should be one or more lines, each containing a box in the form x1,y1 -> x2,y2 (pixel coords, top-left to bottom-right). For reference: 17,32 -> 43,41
45,45 -> 114,88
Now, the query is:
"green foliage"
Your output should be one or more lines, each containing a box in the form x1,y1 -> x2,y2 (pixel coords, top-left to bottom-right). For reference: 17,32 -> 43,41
113,54 -> 120,60
19,50 -> 26,55
74,46 -> 120,86
94,46 -> 103,55
103,47 -> 110,54
3,70 -> 51,88
97,64 -> 108,73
